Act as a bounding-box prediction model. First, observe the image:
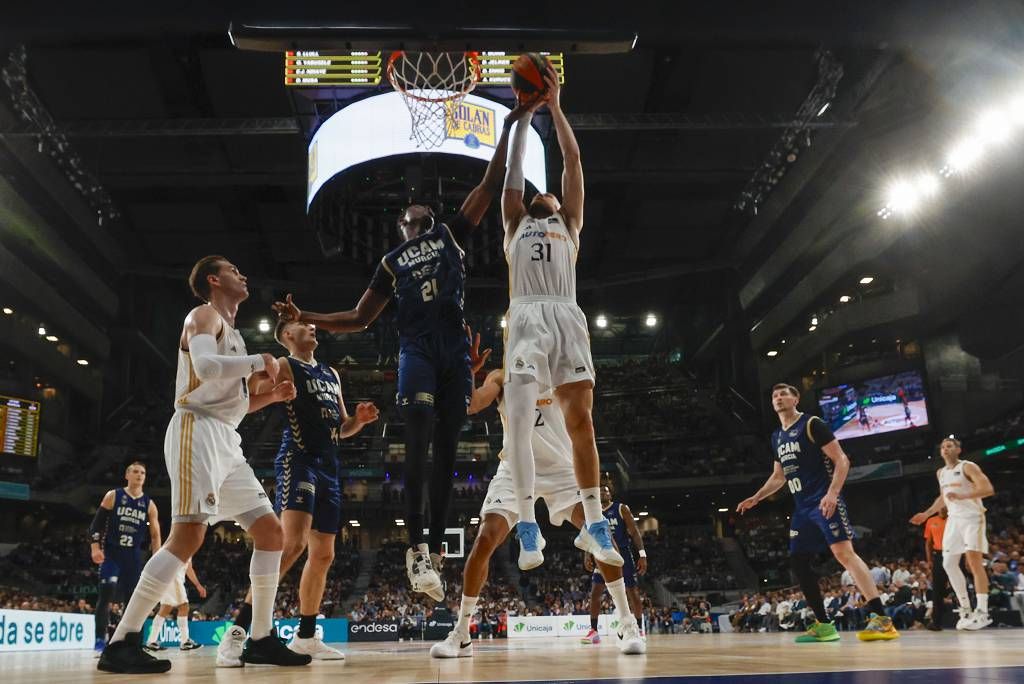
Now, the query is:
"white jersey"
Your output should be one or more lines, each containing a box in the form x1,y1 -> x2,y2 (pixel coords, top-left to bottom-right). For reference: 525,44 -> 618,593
939,461 -> 985,519
505,213 -> 578,302
174,318 -> 250,429
497,390 -> 573,476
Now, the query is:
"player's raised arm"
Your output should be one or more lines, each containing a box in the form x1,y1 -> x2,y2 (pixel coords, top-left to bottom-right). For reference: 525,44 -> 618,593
273,288 -> 390,335
501,108 -> 534,246
459,102 -> 534,227
543,64 -> 584,236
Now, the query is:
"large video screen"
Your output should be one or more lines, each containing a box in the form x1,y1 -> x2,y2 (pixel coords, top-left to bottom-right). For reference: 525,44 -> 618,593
817,370 -> 929,440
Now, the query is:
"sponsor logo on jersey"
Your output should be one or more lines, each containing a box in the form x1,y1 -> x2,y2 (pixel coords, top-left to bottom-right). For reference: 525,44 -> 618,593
575,366 -> 585,373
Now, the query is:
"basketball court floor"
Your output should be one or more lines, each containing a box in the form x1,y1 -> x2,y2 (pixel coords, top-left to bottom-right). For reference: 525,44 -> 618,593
9,631 -> 1024,683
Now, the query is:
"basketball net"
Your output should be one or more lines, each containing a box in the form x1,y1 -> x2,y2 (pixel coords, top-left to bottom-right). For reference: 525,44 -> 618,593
387,51 -> 482,149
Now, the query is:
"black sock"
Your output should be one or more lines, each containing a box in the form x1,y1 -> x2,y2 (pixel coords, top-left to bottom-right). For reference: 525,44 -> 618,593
428,404 -> 465,554
298,614 -> 317,639
400,403 -> 435,549
234,602 -> 253,632
866,597 -> 885,616
790,554 -> 828,623
591,616 -> 598,630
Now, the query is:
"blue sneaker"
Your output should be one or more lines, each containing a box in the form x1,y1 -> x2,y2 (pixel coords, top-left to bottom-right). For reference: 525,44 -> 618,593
516,521 -> 546,570
574,521 -> 624,567
94,637 -> 106,659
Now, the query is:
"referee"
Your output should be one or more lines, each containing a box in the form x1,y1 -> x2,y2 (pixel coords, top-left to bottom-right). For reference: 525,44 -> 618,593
924,507 -> 949,630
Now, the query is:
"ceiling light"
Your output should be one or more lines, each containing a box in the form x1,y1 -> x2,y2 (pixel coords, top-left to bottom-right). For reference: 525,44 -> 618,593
37,326 -> 46,336
976,109 -> 1011,145
595,315 -> 608,329
639,511 -> 649,516
839,295 -> 851,303
811,316 -> 818,326
816,102 -> 830,117
886,179 -> 919,213
257,319 -> 271,333
808,325 -> 817,332
45,335 -> 58,342
859,276 -> 874,285
499,317 -> 507,329
946,136 -> 983,173
915,172 -> 939,199
77,359 -> 89,366
766,350 -> 779,357
1,307 -> 12,315
645,314 -> 657,328
717,508 -> 729,512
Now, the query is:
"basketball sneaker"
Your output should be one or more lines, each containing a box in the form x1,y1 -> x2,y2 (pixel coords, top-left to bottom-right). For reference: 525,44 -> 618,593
241,629 -> 312,666
955,607 -> 973,630
794,620 -> 840,642
516,521 -> 546,570
856,613 -> 899,641
97,631 -> 172,674
216,625 -> 247,667
616,616 -> 646,655
574,521 -> 624,567
963,610 -> 992,631
143,641 -> 166,651
580,628 -> 601,644
288,635 -> 345,660
407,544 -> 444,601
179,639 -> 202,651
430,629 -> 474,658
93,637 -> 106,658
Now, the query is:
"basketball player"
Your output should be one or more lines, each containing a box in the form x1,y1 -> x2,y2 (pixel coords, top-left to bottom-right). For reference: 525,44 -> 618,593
219,319 -> 379,664
144,559 -> 206,651
429,349 -> 644,657
910,436 -> 995,630
98,256 -> 311,673
273,103 -> 533,600
500,61 -> 622,571
736,383 -> 899,642
89,462 -> 161,655
582,485 -> 647,643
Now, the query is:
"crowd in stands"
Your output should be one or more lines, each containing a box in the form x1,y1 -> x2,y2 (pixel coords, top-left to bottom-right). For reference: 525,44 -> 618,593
649,597 -> 713,634
646,531 -> 736,592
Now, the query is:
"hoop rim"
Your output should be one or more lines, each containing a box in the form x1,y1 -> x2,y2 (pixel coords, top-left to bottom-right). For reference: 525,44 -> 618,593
386,50 -> 482,103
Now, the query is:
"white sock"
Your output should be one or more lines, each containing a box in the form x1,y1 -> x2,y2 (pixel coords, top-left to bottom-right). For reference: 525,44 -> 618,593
111,549 -> 185,643
250,549 -> 283,640
148,615 -> 165,644
581,488 -> 603,526
605,577 -> 631,622
456,595 -> 478,636
943,553 -> 970,612
976,593 -> 988,613
177,616 -> 190,643
505,378 -> 539,523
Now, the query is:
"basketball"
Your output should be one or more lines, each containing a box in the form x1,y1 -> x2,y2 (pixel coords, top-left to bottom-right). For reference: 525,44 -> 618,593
511,52 -> 550,105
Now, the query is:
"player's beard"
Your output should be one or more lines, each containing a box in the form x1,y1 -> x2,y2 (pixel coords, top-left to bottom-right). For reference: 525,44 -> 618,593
528,201 -> 555,219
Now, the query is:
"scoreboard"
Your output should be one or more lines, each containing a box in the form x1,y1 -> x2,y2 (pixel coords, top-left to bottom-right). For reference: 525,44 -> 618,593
284,51 -> 565,87
0,395 -> 39,458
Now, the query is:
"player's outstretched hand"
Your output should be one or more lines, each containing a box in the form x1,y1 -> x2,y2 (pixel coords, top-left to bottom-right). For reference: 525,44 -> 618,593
260,353 -> 280,383
818,492 -> 838,519
197,584 -> 207,599
273,293 -> 301,323
909,512 -> 929,526
736,496 -> 759,515
465,324 -> 492,373
91,547 -> 104,565
541,62 -> 561,110
355,402 -> 380,424
270,380 -> 296,403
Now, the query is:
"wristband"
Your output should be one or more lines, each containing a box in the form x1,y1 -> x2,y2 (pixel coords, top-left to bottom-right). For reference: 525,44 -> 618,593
639,549 -> 647,558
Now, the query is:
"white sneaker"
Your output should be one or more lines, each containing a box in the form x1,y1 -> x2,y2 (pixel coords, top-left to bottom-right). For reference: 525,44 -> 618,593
955,608 -> 973,631
430,630 -> 473,659
406,544 -> 444,601
574,523 -> 624,567
617,616 -> 646,655
216,625 -> 247,667
288,635 -> 345,660
963,610 -> 992,631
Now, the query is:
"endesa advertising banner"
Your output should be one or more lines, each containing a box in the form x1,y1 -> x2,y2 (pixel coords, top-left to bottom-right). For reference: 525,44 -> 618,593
347,618 -> 401,642
0,610 -> 94,652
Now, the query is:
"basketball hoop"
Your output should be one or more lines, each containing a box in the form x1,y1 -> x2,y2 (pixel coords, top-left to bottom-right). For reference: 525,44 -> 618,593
387,51 -> 482,149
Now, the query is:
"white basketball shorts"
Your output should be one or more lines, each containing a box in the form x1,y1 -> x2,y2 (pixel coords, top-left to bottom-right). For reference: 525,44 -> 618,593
504,297 -> 595,391
942,515 -> 988,556
480,460 -> 580,529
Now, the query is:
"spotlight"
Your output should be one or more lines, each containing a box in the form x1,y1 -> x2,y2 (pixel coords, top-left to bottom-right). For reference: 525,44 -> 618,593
808,325 -> 817,332
76,359 -> 89,366
718,508 -> 729,513
946,136 -> 983,173
257,319 -> 271,333
595,315 -> 608,329
469,517 -> 480,524
859,276 -> 874,285
1010,95 -> 1024,125
348,520 -> 360,527
915,172 -> 939,199
45,335 -> 58,342
37,326 -> 46,336
816,102 -> 831,117
766,350 -> 779,357
639,511 -> 649,516
886,179 -> 919,213
976,109 -> 1011,145
645,314 -> 657,327
811,316 -> 818,326
839,295 -> 852,303
1,307 -> 12,315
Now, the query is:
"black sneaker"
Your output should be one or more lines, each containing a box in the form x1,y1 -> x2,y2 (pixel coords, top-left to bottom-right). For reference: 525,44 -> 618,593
241,629 -> 312,666
926,621 -> 943,631
180,639 -> 203,651
97,632 -> 172,674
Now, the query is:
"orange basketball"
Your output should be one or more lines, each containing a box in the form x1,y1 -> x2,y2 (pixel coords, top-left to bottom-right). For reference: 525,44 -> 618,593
511,53 -> 550,105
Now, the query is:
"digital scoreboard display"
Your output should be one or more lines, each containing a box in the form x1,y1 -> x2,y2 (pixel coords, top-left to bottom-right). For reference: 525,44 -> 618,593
284,51 -> 564,87
0,395 -> 40,458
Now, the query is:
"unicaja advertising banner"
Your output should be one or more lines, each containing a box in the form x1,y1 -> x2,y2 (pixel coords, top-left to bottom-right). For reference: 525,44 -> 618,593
508,614 -> 618,639
0,610 -> 95,652
347,618 -> 400,642
142,618 -> 349,647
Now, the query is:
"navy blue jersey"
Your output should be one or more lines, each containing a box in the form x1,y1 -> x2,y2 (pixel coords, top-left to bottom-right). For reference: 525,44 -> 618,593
280,357 -> 342,458
771,413 -> 838,507
603,502 -> 632,555
368,217 -> 469,342
104,489 -> 150,552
